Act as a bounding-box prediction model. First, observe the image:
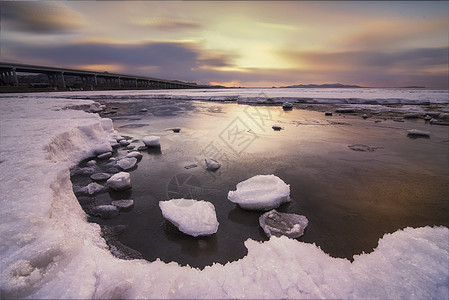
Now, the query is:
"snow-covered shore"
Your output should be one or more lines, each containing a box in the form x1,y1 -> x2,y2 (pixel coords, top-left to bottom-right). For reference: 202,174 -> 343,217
1,96 -> 448,299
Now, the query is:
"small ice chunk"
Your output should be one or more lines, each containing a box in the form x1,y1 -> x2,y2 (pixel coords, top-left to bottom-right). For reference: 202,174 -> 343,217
90,172 -> 112,182
86,160 -> 97,167
228,175 -> 290,210
119,140 -> 130,147
106,172 -> 132,191
142,136 -> 160,147
259,209 -> 308,238
407,129 -> 430,137
362,114 -> 368,119
97,152 -> 112,160
92,205 -> 120,219
140,108 -> 148,112
272,125 -> 282,131
111,199 -> 134,210
89,102 -> 105,113
205,157 -> 221,170
159,199 -> 219,237
126,151 -> 143,160
117,157 -> 137,170
86,182 -> 108,195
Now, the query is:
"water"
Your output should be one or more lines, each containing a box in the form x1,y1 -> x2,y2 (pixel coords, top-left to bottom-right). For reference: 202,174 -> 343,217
71,95 -> 449,269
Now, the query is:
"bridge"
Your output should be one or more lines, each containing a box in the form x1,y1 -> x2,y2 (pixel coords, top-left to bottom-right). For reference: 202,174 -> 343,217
0,62 -> 206,90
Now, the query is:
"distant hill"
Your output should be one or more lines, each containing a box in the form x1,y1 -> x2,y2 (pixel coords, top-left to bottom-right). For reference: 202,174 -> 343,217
281,83 -> 362,88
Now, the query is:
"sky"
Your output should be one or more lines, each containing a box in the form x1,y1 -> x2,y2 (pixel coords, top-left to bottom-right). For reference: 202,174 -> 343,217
1,1 -> 448,88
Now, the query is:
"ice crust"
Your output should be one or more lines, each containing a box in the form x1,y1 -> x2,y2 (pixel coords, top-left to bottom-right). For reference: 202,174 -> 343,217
1,95 -> 448,299
228,175 -> 291,210
159,199 -> 219,237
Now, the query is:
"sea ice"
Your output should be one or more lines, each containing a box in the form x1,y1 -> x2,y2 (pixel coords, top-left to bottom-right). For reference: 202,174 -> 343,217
116,157 -> 137,170
259,209 -> 308,238
205,157 -> 221,170
142,135 -> 160,147
228,175 -> 290,210
106,172 -> 132,191
159,199 -> 219,237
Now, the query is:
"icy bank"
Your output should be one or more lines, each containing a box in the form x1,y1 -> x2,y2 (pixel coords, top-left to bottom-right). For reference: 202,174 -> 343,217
1,95 -> 448,299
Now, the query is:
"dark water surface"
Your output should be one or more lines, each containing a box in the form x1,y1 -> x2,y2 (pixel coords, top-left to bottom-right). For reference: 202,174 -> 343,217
74,98 -> 449,268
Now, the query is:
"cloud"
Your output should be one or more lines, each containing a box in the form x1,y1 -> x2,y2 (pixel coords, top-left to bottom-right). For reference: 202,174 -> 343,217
131,17 -> 203,31
1,1 -> 84,34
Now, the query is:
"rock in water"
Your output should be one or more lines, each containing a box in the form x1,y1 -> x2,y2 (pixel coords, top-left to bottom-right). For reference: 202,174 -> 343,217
106,172 -> 132,191
205,157 -> 221,170
117,157 -> 137,170
228,174 -> 290,210
259,209 -> 308,238
111,199 -> 134,210
142,136 -> 160,147
159,199 -> 219,237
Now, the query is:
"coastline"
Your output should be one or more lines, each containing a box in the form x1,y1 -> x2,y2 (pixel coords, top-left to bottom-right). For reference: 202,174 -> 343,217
0,94 -> 448,298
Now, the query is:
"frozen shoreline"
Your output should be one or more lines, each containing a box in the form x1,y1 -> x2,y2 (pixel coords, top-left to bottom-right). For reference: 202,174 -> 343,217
1,95 -> 448,299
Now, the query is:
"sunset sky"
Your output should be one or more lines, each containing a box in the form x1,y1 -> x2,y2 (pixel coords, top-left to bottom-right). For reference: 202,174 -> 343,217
1,1 -> 448,88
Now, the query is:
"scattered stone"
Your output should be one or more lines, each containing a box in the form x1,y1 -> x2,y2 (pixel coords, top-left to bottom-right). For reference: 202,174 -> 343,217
407,129 -> 430,138
430,119 -> 449,126
92,205 -> 120,219
110,141 -> 120,148
259,209 -> 309,239
106,172 -> 132,191
184,164 -> 197,169
119,140 -> 130,147
159,199 -> 219,237
362,114 -> 368,119
348,144 -> 378,152
117,157 -> 137,170
282,102 -> 293,110
140,108 -> 148,112
111,199 -> 134,210
205,157 -> 221,170
424,115 -> 432,121
122,145 -> 135,150
272,125 -> 282,131
374,120 -> 382,123
137,145 -> 148,151
90,172 -> 112,182
142,136 -> 160,147
325,112 -> 333,116
103,165 -> 121,174
126,151 -> 143,160
393,118 -> 404,122
425,112 -> 440,118
172,128 -> 181,133
97,152 -> 112,160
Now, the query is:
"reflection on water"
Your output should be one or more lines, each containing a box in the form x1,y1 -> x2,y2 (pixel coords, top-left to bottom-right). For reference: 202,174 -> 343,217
75,99 -> 449,268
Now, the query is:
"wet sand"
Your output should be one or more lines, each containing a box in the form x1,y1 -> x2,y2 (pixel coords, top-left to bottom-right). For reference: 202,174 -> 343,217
72,99 -> 449,268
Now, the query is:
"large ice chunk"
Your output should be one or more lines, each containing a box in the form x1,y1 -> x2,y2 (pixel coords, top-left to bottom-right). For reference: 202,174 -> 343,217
228,175 -> 290,210
106,172 -> 132,191
159,199 -> 219,237
259,209 -> 308,238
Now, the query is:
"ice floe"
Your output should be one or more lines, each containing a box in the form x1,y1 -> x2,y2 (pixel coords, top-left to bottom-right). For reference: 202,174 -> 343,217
159,199 -> 219,237
228,175 -> 290,210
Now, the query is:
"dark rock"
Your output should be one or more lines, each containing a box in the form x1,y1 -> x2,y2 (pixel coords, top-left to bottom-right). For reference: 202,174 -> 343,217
259,209 -> 308,238
90,172 -> 112,182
